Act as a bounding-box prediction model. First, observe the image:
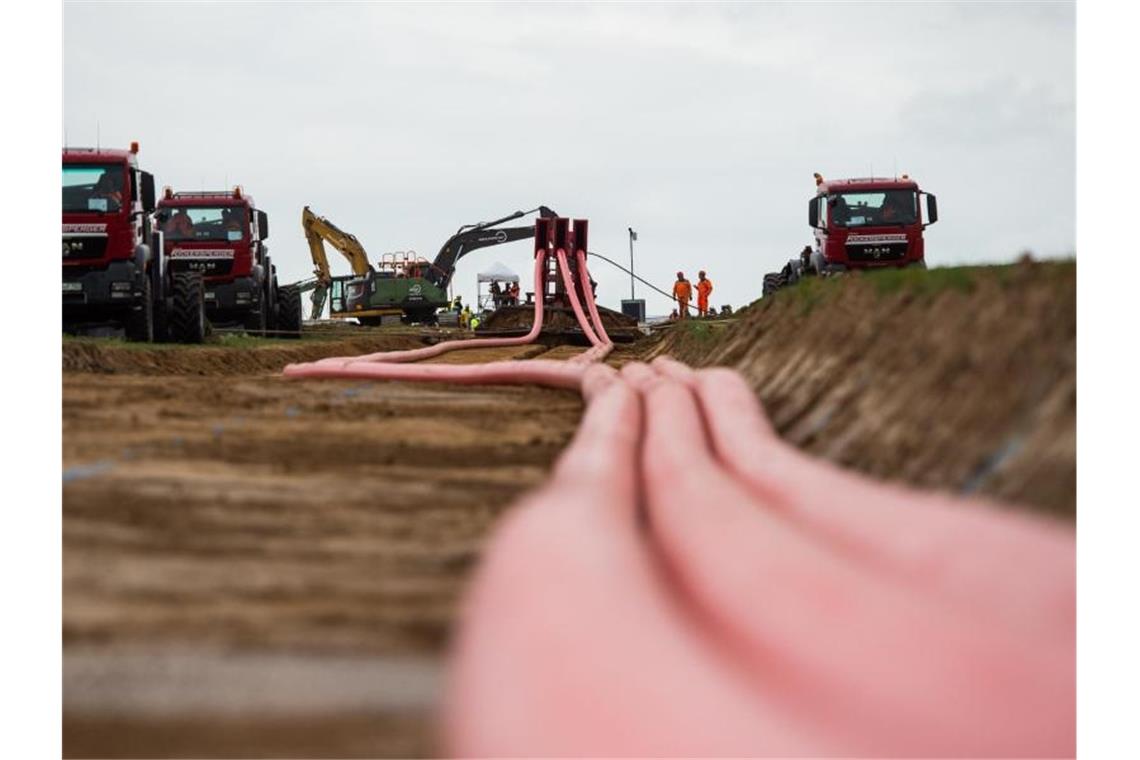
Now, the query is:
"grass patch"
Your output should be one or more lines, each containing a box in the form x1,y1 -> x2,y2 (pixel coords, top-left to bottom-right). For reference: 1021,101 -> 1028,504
675,319 -> 720,341
865,265 -> 977,298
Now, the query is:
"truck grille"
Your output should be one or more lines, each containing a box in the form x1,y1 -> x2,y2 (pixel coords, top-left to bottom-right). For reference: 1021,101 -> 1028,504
169,258 -> 234,276
62,236 -> 108,260
846,242 -> 908,263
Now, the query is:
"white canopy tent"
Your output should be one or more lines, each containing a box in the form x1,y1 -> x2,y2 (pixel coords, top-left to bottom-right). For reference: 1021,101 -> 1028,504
476,261 -> 520,283
476,262 -> 520,312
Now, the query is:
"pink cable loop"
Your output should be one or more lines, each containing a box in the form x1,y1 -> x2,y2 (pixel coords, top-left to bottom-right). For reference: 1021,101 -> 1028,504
576,248 -> 612,346
283,233 -> 616,388
308,249 -> 552,368
554,247 -> 602,348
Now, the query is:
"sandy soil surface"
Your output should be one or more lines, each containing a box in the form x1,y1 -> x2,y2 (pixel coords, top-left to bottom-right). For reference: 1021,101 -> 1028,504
63,336 -> 585,758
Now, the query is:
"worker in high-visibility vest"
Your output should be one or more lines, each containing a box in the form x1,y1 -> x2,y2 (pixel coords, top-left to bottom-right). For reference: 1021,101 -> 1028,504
672,271 -> 692,319
696,270 -> 713,318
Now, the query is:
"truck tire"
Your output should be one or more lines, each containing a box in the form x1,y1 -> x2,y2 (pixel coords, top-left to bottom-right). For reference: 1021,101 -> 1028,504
266,278 -> 279,331
762,272 -> 784,298
124,277 -> 154,343
276,284 -> 303,338
153,301 -> 169,343
169,272 -> 207,344
244,297 -> 267,336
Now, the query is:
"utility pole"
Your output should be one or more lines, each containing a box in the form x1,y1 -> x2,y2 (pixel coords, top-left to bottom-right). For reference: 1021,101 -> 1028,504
628,227 -> 637,300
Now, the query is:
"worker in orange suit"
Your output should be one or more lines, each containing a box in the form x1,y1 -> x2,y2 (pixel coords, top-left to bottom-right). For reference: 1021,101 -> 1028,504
673,271 -> 692,319
696,270 -> 713,317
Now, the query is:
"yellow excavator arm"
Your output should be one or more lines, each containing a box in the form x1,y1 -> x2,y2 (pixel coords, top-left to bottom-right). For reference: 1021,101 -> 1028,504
302,206 -> 374,281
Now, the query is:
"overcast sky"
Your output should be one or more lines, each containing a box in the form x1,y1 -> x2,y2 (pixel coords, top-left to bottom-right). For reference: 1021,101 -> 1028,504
63,1 -> 1074,316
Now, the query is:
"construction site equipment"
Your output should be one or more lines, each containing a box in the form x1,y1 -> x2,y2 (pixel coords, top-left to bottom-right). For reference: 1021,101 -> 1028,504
63,143 -> 207,343
156,187 -> 301,337
301,206 -> 374,320
307,206 -> 558,325
763,173 -> 939,296
286,215 -> 613,381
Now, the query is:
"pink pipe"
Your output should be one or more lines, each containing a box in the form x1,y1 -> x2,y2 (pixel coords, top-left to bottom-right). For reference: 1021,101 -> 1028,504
309,248 -> 551,368
280,220 -> 1072,757
652,357 -> 1074,643
283,356 -> 588,389
287,240 -> 618,385
442,377 -> 835,757
555,247 -> 602,347
632,365 -> 1073,757
576,247 -> 612,346
445,359 -> 1074,756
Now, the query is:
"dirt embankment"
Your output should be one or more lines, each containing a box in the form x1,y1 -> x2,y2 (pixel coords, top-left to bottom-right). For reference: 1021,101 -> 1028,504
479,303 -> 639,337
640,260 -> 1076,517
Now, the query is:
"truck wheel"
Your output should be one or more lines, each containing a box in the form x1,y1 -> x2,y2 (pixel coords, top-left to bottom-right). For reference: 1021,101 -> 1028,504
124,277 -> 154,343
266,279 -> 279,331
244,299 -> 267,337
153,303 -> 170,343
276,285 -> 303,338
762,272 -> 785,297
169,272 -> 207,344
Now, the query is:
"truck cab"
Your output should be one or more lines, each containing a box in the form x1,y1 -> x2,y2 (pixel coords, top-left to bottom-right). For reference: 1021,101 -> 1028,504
807,175 -> 938,274
155,187 -> 274,331
62,143 -> 158,338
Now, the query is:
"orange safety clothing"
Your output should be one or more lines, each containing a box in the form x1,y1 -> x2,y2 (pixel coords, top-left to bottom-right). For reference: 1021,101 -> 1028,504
673,279 -> 692,301
673,278 -> 692,319
697,278 -> 713,316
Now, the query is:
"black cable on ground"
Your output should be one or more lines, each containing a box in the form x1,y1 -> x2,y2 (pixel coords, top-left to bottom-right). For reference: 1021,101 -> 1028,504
586,251 -> 694,312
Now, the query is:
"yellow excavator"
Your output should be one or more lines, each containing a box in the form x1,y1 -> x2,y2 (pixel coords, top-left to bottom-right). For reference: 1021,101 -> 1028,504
300,206 -> 381,320
298,204 -> 557,324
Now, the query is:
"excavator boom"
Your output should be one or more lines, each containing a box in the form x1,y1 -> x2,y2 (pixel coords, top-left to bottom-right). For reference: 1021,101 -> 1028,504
428,206 -> 557,290
302,206 -> 374,281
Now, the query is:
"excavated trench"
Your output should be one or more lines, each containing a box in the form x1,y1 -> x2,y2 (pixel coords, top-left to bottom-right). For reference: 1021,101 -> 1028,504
639,259 -> 1075,517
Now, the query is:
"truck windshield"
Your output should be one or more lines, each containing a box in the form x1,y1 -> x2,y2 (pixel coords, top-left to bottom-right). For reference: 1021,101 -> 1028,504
830,189 -> 917,227
157,206 -> 247,242
63,164 -> 126,213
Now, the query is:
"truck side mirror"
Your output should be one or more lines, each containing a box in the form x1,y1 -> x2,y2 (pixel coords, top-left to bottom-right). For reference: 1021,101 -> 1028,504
925,193 -> 938,225
140,172 -> 156,212
808,198 -> 819,228
257,209 -> 269,240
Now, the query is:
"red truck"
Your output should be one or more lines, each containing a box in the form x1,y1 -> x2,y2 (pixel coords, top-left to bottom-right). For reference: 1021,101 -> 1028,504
763,173 -> 939,296
62,143 -> 206,342
155,187 -> 301,336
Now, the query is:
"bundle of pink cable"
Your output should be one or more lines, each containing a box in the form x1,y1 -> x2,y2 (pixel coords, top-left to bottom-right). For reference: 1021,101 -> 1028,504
284,229 -> 1073,757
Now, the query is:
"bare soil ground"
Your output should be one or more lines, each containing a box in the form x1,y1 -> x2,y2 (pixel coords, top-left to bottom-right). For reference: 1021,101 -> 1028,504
63,262 -> 1075,756
63,335 -> 586,757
